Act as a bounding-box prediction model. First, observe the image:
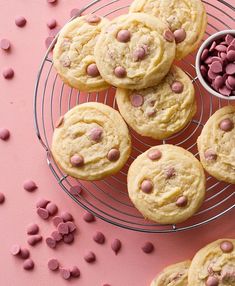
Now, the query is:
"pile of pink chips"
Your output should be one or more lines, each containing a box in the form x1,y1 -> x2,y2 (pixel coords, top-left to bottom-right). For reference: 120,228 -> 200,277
200,33 -> 235,96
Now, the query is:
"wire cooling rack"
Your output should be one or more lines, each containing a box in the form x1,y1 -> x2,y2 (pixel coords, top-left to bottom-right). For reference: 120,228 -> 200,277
34,0 -> 235,233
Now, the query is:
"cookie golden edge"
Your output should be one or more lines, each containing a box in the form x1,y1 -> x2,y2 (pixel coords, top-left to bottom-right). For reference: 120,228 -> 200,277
51,102 -> 132,181
197,105 -> 235,184
188,238 -> 235,286
150,260 -> 191,286
53,16 -> 110,92
116,65 -> 197,140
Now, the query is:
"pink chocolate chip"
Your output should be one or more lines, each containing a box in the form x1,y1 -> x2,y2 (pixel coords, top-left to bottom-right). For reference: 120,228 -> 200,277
87,63 -> 100,77
48,258 -> 59,271
219,118 -> 234,131
88,127 -> 103,142
117,30 -> 131,43
220,52 -> 227,60
214,75 -> 224,89
57,222 -> 69,234
84,251 -> 96,263
70,8 -> 80,18
0,39 -> 11,51
20,248 -> 30,259
171,81 -> 184,93
51,230 -> 63,242
46,202 -> 58,216
27,223 -> 39,235
210,61 -> 223,73
83,212 -> 95,223
163,30 -> 175,42
226,63 -> 235,75
63,233 -> 74,244
204,149 -> 217,161
165,167 -> 176,179
70,266 -> 80,278
205,57 -> 213,65
37,208 -> 49,220
227,50 -> 235,62
142,242 -> 154,254
2,67 -> 14,79
47,19 -> 57,29
93,231 -> 105,244
70,154 -> 84,167
107,148 -> 120,161
114,66 -> 126,78
47,0 -> 57,3
206,276 -> 219,286
27,235 -> 42,246
52,216 -> 63,227
46,237 -> 56,249
219,85 -> 231,96
147,149 -> 162,160
36,198 -> 50,209
15,16 -> 27,27
60,268 -> 71,280
215,44 -> 227,52
23,180 -> 37,192
201,49 -> 209,61
209,41 -> 217,52
227,44 -> 235,52
130,94 -> 144,107
226,80 -> 233,91
10,244 -> 21,256
111,239 -> 121,255
208,69 -> 217,80
225,34 -> 234,45
86,14 -> 101,24
61,211 -> 73,222
141,180 -> 153,194
176,196 -> 188,207
200,65 -> 208,78
133,47 -> 146,61
0,128 -> 10,140
23,259 -> 34,271
67,221 -> 77,233
227,76 -> 235,88
0,192 -> 5,204
173,28 -> 186,44
220,240 -> 234,253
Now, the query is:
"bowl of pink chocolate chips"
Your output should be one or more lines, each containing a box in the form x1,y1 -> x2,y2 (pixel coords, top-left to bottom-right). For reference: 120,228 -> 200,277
196,30 -> 235,100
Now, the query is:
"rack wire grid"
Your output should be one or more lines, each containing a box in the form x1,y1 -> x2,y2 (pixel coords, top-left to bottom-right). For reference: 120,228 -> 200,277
34,0 -> 235,233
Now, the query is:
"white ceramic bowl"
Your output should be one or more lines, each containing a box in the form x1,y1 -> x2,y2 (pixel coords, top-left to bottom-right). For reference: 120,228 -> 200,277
195,29 -> 235,101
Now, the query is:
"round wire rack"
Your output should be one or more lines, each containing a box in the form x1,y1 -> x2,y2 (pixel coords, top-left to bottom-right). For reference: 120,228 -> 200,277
34,0 -> 235,233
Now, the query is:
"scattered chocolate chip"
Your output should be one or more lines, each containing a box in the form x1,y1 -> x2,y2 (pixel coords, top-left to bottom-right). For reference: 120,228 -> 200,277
70,266 -> 80,278
0,192 -> 5,204
111,239 -> 121,255
27,223 -> 39,235
37,208 -> 49,220
219,118 -> 234,131
27,235 -> 42,246
147,149 -> 162,160
36,198 -> 50,209
88,127 -> 103,142
2,67 -> 14,79
10,244 -> 21,256
0,128 -> 10,140
63,233 -> 74,244
47,0 -> 57,3
57,222 -> 69,235
220,241 -> 234,253
0,39 -> 11,51
52,216 -> 63,227
46,237 -> 56,249
174,28 -> 186,43
60,268 -> 71,280
48,258 -> 59,271
114,66 -> 126,78
83,212 -> 96,223
20,248 -> 30,259
23,259 -> 34,270
46,202 -> 58,216
84,251 -> 96,263
61,211 -> 73,222
141,180 -> 153,194
66,221 -> 76,233
23,180 -> 37,192
130,94 -> 144,107
93,231 -> 105,244
176,196 -> 188,207
15,16 -> 27,27
70,154 -> 84,167
87,63 -> 100,77
51,230 -> 63,242
116,30 -> 131,43
70,8 -> 80,18
107,148 -> 120,161
47,19 -> 57,29
142,242 -> 154,254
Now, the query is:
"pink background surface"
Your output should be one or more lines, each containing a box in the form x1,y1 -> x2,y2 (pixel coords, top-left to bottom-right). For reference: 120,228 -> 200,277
0,0 -> 234,285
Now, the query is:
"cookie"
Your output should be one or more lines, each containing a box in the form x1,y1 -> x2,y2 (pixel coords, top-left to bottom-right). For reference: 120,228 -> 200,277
116,65 -> 196,140
94,13 -> 176,89
53,15 -> 110,92
151,260 -> 191,286
129,0 -> 207,60
197,106 -> 235,184
127,144 -> 206,224
188,239 -> 235,286
51,102 -> 131,181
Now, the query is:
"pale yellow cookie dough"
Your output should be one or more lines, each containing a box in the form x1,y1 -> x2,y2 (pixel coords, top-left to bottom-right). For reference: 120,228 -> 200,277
129,0 -> 207,60
51,102 -> 131,181
116,65 -> 196,140
94,13 -> 176,89
151,260 -> 191,286
127,144 -> 206,224
53,15 -> 110,92
188,239 -> 235,286
197,106 -> 235,184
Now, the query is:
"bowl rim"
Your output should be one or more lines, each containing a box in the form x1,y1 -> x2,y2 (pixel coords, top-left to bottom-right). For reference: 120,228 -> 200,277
195,29 -> 235,101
